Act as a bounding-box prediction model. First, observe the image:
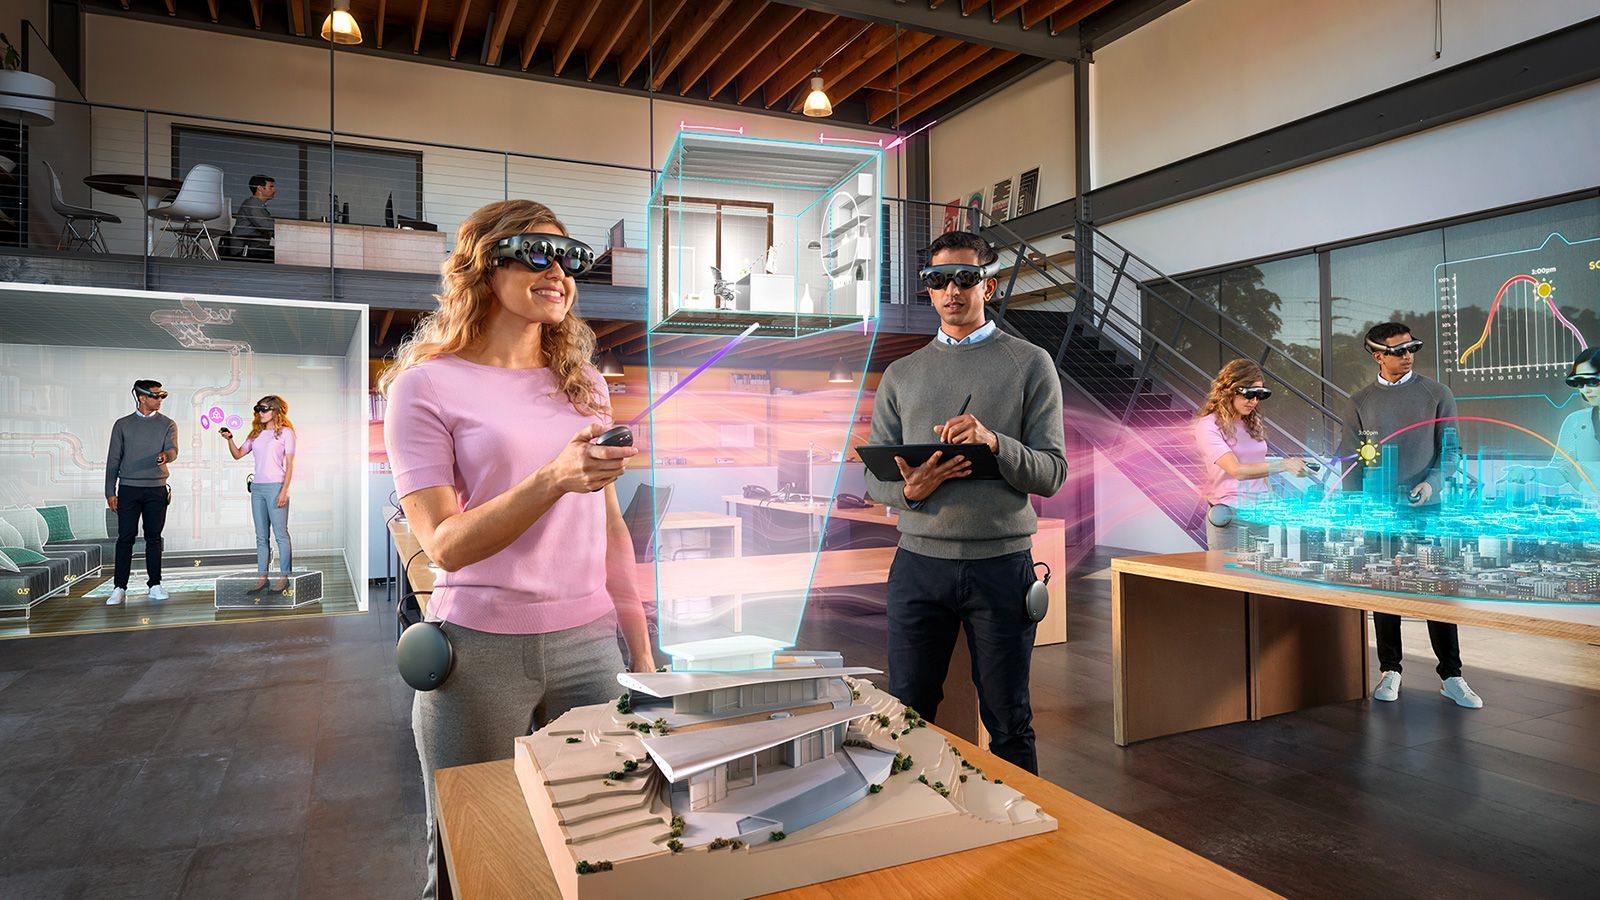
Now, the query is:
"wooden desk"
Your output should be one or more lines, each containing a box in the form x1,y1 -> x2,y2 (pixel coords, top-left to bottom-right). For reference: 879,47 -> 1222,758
434,724 -> 1276,900
656,510 -> 741,559
1111,552 -> 1600,745
275,219 -> 448,273
720,495 -> 1067,646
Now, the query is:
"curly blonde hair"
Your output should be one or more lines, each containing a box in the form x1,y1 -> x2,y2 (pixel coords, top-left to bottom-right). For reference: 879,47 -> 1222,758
378,200 -> 607,419
1198,359 -> 1267,444
246,395 -> 295,442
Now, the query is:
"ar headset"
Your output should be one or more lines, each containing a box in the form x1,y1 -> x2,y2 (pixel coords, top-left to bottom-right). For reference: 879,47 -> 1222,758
395,424 -> 633,691
490,233 -> 598,277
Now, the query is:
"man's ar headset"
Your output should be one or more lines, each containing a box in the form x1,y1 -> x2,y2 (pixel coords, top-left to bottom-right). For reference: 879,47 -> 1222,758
1365,337 -> 1425,358
491,233 -> 598,277
133,385 -> 169,400
917,262 -> 1002,292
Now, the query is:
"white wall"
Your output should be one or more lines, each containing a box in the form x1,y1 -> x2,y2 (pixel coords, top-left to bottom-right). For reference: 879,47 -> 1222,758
1102,80 -> 1600,275
1091,450 -> 1202,553
929,62 -> 1074,221
1091,0 -> 1599,186
81,15 -> 899,256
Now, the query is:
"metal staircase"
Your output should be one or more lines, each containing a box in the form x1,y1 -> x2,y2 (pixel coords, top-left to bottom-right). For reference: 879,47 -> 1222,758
903,203 -> 1353,544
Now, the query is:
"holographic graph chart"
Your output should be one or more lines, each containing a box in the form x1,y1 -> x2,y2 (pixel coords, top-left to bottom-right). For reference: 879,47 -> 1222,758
1438,232 -> 1599,385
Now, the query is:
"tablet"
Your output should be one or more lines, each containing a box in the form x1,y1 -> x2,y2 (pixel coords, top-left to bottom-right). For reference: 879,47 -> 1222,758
856,443 -> 1001,481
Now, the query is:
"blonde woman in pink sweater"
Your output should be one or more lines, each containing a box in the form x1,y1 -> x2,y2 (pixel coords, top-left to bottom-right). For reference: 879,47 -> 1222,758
381,200 -> 654,900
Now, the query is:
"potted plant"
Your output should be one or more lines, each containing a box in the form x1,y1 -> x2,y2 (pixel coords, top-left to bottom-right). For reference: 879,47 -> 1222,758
0,33 -> 55,126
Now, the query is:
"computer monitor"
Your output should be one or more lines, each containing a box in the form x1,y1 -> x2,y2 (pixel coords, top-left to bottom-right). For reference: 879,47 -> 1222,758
775,450 -> 810,499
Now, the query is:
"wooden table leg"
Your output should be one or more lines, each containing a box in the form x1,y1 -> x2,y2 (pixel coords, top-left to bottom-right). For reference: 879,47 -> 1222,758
1249,593 -> 1368,720
1113,571 -> 1251,746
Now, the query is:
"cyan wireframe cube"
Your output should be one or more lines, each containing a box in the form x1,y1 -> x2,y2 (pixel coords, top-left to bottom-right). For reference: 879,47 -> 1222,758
641,133 -> 883,672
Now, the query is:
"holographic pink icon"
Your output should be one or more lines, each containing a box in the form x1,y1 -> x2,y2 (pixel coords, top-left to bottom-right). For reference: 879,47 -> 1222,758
209,407 -> 224,422
226,415 -> 243,429
200,417 -> 211,430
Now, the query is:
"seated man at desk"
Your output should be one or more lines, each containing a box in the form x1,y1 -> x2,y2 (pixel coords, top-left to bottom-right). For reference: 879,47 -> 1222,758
229,174 -> 276,261
864,230 -> 1066,774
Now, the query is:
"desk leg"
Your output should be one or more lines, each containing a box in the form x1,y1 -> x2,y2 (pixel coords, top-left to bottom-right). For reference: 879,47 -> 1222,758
1248,593 -> 1367,720
1113,572 -> 1251,746
436,816 -> 455,900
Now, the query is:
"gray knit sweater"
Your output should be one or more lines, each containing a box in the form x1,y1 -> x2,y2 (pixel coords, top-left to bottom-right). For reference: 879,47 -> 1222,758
106,412 -> 179,497
864,329 -> 1066,559
1340,374 -> 1459,500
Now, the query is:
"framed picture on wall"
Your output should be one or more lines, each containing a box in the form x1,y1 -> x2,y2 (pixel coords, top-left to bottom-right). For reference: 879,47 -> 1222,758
964,189 -> 985,232
1014,168 -> 1040,218
990,178 -> 1013,222
942,199 -> 963,234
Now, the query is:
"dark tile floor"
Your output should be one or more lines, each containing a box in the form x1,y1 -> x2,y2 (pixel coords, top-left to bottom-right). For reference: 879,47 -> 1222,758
1,550 -> 1597,898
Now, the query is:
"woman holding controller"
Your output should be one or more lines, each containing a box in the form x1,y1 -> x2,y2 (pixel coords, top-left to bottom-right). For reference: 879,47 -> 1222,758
380,199 -> 655,900
1194,359 -> 1312,552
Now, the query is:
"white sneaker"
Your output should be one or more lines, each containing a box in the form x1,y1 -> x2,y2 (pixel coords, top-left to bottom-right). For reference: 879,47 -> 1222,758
147,584 -> 170,602
106,587 -> 126,606
1441,677 -> 1483,709
1374,670 -> 1401,702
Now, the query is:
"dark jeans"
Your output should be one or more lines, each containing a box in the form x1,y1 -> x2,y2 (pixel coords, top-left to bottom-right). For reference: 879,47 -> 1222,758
114,484 -> 168,589
886,546 -> 1038,773
1373,612 -> 1462,679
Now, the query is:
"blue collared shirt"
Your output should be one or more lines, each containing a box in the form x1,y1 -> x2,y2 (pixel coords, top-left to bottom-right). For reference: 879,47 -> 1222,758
935,319 -> 997,346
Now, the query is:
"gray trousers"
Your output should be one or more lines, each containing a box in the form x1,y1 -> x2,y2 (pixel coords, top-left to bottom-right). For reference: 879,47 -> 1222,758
249,480 -> 291,574
413,610 -> 624,900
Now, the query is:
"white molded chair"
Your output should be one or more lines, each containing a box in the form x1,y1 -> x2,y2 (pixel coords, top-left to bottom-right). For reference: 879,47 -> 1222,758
45,160 -> 120,253
147,164 -> 224,259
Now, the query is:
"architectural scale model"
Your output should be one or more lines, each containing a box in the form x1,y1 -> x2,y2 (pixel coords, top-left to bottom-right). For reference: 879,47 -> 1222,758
514,653 -> 1056,899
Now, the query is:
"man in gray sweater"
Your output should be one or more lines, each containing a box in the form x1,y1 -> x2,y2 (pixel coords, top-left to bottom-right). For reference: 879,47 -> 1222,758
106,379 -> 179,606
864,231 -> 1066,773
1340,323 -> 1481,709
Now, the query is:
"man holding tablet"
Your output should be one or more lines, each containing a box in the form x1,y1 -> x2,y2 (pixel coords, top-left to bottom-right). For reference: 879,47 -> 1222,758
863,230 -> 1066,773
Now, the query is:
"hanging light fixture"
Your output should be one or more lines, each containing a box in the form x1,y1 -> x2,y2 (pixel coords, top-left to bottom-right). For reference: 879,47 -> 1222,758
802,73 -> 833,118
828,357 -> 853,384
321,0 -> 364,45
598,347 -> 625,379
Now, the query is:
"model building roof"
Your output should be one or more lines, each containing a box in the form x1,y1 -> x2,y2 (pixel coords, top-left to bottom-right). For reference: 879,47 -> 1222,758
616,666 -> 880,699
640,703 -> 875,782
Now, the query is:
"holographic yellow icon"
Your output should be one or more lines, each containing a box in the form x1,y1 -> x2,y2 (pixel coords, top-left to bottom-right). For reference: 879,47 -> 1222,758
1358,440 -> 1380,466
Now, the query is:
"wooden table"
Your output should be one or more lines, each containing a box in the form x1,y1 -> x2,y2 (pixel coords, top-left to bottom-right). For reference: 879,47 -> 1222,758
1111,552 -> 1600,745
721,495 -> 1067,645
275,218 -> 448,273
434,723 -> 1277,900
85,174 -> 184,253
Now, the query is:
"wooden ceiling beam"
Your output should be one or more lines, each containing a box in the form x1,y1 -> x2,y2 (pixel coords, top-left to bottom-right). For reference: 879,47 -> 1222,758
617,0 -> 689,86
587,0 -> 644,81
1050,0 -> 1115,34
449,0 -> 473,59
897,48 -> 1017,121
778,22 -> 899,111
863,35 -> 959,92
247,0 -> 262,29
552,0 -> 599,75
704,4 -> 806,99
287,0 -> 303,34
518,0 -> 558,69
652,0 -> 735,91
991,0 -> 1028,22
866,41 -> 989,122
485,0 -> 520,65
1020,0 -> 1076,30
376,309 -> 397,346
821,30 -> 934,110
373,0 -> 384,44
675,0 -> 764,96
411,0 -> 430,53
589,319 -> 634,341
739,15 -> 847,105
733,12 -> 836,103
960,0 -> 986,15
